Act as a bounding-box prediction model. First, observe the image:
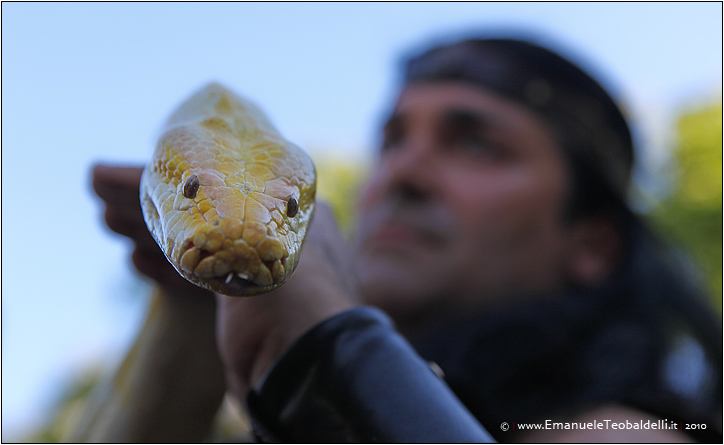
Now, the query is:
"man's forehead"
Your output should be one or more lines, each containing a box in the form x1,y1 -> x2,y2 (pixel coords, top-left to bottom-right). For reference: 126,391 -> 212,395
388,82 -> 540,129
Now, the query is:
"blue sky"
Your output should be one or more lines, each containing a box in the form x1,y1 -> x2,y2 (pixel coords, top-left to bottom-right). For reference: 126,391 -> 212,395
2,2 -> 721,439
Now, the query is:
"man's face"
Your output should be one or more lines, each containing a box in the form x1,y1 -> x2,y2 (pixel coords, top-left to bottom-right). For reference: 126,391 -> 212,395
354,82 -> 577,322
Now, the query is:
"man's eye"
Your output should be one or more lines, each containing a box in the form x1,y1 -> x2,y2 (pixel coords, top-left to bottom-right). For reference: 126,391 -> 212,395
381,132 -> 403,152
460,134 -> 490,150
451,132 -> 494,153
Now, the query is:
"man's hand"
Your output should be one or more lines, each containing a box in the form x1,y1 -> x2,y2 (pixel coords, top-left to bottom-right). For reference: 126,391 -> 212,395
216,203 -> 358,400
91,163 -> 212,298
93,163 -> 357,401
86,163 -> 227,441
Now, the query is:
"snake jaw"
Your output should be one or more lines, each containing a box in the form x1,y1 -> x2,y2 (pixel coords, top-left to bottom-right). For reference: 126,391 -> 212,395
169,221 -> 304,297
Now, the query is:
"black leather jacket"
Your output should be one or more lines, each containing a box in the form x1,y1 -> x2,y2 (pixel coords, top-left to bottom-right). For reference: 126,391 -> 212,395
247,306 -> 496,443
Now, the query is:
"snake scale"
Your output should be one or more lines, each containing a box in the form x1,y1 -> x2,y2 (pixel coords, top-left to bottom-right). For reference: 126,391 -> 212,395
140,82 -> 316,296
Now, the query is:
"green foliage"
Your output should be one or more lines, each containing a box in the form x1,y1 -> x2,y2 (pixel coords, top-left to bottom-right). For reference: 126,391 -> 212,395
651,99 -> 723,310
312,152 -> 370,237
21,368 -> 102,443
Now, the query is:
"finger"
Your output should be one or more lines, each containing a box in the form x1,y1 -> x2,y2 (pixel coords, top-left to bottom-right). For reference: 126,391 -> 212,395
132,248 -> 175,285
92,163 -> 144,205
309,202 -> 350,264
307,201 -> 358,296
131,245 -> 168,276
103,207 -> 156,248
305,201 -> 336,243
132,243 -> 216,299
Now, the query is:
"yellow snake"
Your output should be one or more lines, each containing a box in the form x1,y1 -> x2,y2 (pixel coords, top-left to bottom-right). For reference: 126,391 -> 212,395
69,84 -> 316,442
140,82 -> 316,296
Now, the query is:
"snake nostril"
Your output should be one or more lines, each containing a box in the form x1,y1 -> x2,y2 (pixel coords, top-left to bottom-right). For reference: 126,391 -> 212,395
262,260 -> 276,272
181,239 -> 194,253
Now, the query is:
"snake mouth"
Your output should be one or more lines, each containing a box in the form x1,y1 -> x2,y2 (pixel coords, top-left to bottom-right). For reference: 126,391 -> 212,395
177,238 -> 286,296
209,258 -> 285,296
213,273 -> 256,296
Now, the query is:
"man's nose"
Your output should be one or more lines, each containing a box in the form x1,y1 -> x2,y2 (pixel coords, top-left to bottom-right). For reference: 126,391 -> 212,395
384,138 -> 439,202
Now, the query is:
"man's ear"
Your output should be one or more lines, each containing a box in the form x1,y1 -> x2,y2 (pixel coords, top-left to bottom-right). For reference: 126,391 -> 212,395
565,217 -> 624,286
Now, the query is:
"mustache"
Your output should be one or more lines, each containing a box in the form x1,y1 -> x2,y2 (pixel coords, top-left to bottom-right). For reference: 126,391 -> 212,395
356,196 -> 457,244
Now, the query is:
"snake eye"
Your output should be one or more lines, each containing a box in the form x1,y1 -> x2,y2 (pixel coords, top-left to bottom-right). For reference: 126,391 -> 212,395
286,196 -> 299,217
183,175 -> 199,199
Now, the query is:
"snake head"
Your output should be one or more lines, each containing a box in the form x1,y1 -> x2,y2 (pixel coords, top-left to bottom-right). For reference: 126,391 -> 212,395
140,83 -> 316,296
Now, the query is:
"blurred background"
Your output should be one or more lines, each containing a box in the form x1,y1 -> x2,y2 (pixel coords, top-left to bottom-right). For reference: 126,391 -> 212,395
1,2 -> 721,441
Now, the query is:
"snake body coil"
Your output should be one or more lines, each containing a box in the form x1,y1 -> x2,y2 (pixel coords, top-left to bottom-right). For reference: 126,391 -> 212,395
140,83 -> 316,296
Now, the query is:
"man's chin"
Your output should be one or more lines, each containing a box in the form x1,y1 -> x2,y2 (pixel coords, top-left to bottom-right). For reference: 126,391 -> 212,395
356,256 -> 444,316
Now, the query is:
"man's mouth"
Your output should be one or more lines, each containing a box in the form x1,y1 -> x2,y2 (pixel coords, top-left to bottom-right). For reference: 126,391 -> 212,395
356,199 -> 456,254
366,220 -> 445,252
